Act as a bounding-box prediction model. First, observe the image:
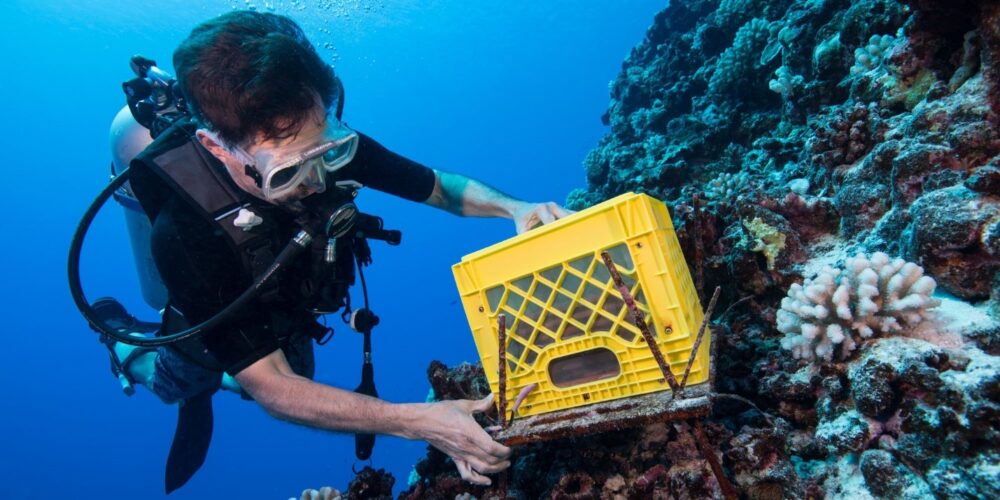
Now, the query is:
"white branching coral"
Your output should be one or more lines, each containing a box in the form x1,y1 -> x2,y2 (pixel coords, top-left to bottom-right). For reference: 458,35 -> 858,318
850,33 -> 897,75
704,171 -> 751,202
769,65 -> 804,97
778,252 -> 941,361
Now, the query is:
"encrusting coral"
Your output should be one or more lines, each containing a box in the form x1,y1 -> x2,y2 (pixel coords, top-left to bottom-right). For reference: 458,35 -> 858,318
778,252 -> 941,361
743,216 -> 787,270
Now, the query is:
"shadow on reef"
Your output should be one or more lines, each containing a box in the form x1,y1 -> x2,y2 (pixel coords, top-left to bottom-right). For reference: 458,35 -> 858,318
338,0 -> 1000,498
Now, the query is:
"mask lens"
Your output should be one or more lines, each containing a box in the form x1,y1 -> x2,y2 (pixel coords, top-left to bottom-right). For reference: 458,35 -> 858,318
269,164 -> 302,189
321,133 -> 359,171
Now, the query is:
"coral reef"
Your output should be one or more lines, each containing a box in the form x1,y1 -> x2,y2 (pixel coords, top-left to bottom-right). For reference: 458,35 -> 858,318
402,0 -> 1000,498
291,487 -> 342,500
346,467 -> 394,500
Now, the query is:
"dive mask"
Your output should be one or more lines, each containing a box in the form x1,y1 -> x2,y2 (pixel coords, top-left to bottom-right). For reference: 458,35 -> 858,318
206,119 -> 359,202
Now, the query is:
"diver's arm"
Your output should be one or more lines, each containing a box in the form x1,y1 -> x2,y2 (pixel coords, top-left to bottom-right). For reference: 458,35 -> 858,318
424,169 -> 574,234
234,349 -> 511,485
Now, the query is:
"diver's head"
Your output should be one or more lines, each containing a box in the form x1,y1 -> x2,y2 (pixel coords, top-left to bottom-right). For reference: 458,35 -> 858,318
174,10 -> 354,204
173,10 -> 341,146
196,101 -> 358,204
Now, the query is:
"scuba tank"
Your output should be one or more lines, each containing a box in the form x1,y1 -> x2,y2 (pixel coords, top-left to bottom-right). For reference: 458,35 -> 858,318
109,105 -> 166,310
107,54 -> 186,310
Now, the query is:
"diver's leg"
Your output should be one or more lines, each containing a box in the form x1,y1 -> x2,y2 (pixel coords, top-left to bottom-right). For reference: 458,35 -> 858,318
148,347 -> 223,404
220,373 -> 242,394
116,336 -> 243,396
111,332 -> 314,398
111,340 -> 223,404
113,338 -> 157,387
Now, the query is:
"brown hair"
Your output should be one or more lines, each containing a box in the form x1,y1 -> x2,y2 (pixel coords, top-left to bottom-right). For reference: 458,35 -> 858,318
173,10 -> 338,146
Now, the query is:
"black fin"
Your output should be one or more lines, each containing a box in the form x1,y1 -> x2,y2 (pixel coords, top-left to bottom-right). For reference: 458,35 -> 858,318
165,389 -> 214,494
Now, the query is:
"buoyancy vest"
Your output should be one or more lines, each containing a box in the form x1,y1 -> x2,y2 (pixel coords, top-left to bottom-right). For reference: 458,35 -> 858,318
129,118 -> 355,368
131,118 -> 282,280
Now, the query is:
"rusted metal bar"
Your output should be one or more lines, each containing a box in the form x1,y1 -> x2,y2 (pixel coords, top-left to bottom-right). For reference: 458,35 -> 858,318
600,251 -> 681,393
498,314 -> 508,429
691,419 -> 739,500
709,315 -> 720,392
495,388 -> 713,446
496,315 -> 511,500
678,286 -> 721,396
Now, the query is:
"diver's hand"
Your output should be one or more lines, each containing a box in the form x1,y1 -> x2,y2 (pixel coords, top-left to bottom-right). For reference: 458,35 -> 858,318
410,394 -> 511,485
512,201 -> 574,234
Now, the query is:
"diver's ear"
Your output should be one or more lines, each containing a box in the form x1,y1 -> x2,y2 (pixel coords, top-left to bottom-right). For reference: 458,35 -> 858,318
195,129 -> 232,163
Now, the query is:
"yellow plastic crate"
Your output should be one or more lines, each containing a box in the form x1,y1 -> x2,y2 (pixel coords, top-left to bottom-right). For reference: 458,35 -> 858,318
452,192 -> 710,418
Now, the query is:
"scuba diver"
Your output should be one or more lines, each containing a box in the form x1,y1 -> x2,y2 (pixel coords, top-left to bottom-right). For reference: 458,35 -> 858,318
71,10 -> 572,493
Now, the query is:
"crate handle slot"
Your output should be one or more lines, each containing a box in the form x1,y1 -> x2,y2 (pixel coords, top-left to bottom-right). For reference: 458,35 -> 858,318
548,347 -> 621,388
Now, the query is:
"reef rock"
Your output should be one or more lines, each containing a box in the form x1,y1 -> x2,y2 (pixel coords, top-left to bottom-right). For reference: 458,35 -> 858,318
907,185 -> 1000,299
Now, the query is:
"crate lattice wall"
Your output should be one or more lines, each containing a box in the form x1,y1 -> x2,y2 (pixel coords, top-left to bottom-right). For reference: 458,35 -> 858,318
453,193 -> 710,418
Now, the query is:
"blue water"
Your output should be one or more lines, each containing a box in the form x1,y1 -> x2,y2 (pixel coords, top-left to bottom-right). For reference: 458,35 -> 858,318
0,1 -> 662,497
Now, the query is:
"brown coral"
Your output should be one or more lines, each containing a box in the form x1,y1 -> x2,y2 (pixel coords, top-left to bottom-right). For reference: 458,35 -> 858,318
810,104 -> 881,171
345,467 -> 394,500
550,473 -> 597,500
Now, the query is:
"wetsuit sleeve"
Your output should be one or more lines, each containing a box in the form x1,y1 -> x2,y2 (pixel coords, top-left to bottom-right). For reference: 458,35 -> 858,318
337,132 -> 437,202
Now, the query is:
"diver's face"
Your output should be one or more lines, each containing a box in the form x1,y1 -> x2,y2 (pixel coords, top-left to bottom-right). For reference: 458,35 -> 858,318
241,104 -> 332,203
198,102 -> 333,205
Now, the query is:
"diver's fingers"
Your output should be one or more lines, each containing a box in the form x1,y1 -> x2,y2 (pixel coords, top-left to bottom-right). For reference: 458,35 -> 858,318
471,393 -> 495,414
456,459 -> 492,486
547,202 -> 575,219
465,428 -> 512,463
537,204 -> 557,225
466,395 -> 511,460
467,454 -> 511,474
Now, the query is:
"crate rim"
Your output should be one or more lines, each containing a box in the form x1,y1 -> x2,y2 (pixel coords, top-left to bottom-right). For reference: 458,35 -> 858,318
454,191 -> 647,266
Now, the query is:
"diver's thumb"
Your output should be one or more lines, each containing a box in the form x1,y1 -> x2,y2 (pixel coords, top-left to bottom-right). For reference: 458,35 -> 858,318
470,393 -> 495,414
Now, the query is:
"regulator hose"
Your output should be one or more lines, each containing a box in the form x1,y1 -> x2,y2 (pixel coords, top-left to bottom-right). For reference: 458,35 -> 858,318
68,167 -> 314,347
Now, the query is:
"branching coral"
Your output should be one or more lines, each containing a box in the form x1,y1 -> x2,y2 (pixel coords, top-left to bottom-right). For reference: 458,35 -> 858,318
769,65 -> 805,98
708,18 -> 773,98
778,252 -> 941,361
704,171 -> 752,203
850,34 -> 897,75
290,487 -> 341,500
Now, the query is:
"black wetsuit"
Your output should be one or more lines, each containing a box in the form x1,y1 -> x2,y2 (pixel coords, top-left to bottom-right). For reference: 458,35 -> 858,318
129,131 -> 436,399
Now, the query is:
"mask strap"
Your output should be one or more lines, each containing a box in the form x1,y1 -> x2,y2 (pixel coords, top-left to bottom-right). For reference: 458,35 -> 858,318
243,164 -> 264,188
202,129 -> 265,189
